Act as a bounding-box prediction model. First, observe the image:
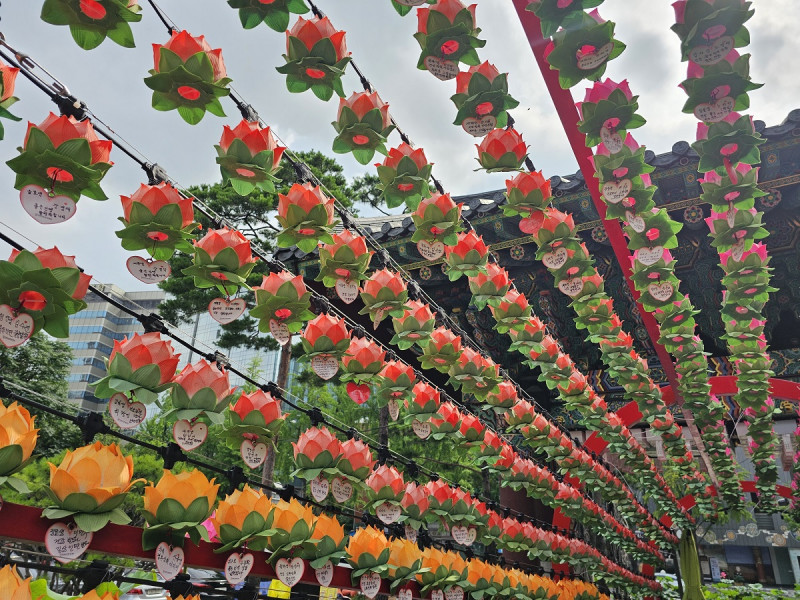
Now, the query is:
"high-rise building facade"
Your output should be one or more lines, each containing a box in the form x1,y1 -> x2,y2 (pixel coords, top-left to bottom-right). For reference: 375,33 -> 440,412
65,284 -> 164,411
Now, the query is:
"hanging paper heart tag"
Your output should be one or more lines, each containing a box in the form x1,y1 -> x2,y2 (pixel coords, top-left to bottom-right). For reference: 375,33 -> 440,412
225,552 -> 254,586
372,308 -> 386,330
694,96 -> 734,123
376,502 -> 402,524
347,382 -> 371,405
0,305 -> 34,348
518,213 -> 544,235
335,279 -> 360,304
331,476 -> 353,503
20,185 -> 76,225
310,475 -> 329,502
360,572 -> 382,599
45,522 -> 93,564
269,319 -> 291,345
446,586 -> 465,600
155,542 -> 184,581
462,115 -> 497,138
542,247 -> 568,269
730,238 -> 745,262
412,419 -> 431,440
172,419 -> 208,451
557,278 -> 584,297
424,56 -> 459,81
601,178 -> 632,204
636,246 -> 664,266
466,527 -> 477,545
387,399 -> 400,421
208,297 -> 246,324
311,355 -> 338,380
600,126 -> 624,154
431,590 -> 445,600
404,526 -> 418,543
398,590 -> 413,600
417,239 -> 445,261
275,557 -> 305,588
577,42 -> 614,70
647,282 -> 674,302
625,211 -> 646,233
451,525 -> 470,545
108,393 -> 146,429
240,439 -> 268,469
315,560 -> 334,587
688,36 -> 734,66
126,256 -> 171,284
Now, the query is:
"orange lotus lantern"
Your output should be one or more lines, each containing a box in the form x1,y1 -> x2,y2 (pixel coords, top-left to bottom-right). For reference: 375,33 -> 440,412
276,182 -> 337,253
266,498 -> 317,563
0,400 -> 37,493
0,565 -> 32,600
346,526 -> 390,582
387,538 -> 424,589
211,484 -> 275,551
309,511 -> 348,568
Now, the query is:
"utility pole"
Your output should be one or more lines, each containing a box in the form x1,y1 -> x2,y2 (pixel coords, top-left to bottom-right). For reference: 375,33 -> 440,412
262,340 -> 292,486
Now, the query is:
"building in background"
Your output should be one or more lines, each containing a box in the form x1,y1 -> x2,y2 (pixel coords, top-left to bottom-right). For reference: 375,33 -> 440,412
65,284 -> 165,411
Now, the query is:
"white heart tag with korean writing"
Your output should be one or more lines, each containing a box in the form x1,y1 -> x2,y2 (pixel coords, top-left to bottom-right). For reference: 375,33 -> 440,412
600,126 -> 624,154
360,572 -> 382,599
225,552 -> 254,586
694,96 -> 734,123
625,211 -> 645,233
398,590 -> 413,600
276,557 -> 305,588
331,477 -> 353,503
417,240 -> 445,261
542,247 -> 568,270
0,305 -> 34,348
172,419 -> 208,451
311,355 -> 339,380
126,256 -> 171,284
688,36 -> 734,66
462,115 -> 497,138
451,525 -> 470,545
315,560 -> 334,587
269,319 -> 290,345
108,393 -> 146,429
208,298 -> 246,325
647,282 -> 674,302
335,279 -> 359,304
424,56 -> 459,81
636,246 -> 664,266
376,502 -> 402,524
431,590 -> 444,600
404,526 -> 418,543
240,439 -> 268,469
557,278 -> 584,297
466,527 -> 477,545
602,178 -> 632,204
310,475 -> 329,502
446,586 -> 464,600
155,543 -> 184,581
45,522 -> 92,564
577,42 -> 614,70
412,419 -> 431,439
388,399 -> 400,421
20,185 -> 76,225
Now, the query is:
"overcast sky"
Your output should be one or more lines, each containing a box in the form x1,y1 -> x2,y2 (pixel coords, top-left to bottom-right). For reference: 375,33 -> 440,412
1,1 -> 798,292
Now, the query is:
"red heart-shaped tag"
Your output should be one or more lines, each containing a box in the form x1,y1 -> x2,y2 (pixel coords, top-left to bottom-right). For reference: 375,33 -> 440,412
347,382 -> 371,405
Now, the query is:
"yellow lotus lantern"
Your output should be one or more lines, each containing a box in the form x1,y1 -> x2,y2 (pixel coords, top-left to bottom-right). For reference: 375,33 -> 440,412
308,512 -> 347,568
141,468 -> 219,550
211,484 -> 275,551
346,525 -> 390,581
442,550 -> 469,589
416,546 -> 460,594
43,441 -> 142,532
466,559 -> 497,599
387,537 -> 424,590
0,400 -> 38,493
266,498 -> 317,563
0,565 -> 33,600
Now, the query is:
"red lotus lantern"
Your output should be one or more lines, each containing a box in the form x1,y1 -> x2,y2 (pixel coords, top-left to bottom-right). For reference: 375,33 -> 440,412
332,91 -> 395,165
341,336 -> 386,385
444,231 -> 489,280
483,380 -> 519,415
375,360 -> 417,409
216,120 -> 286,195
489,288 -> 532,333
337,438 -> 375,483
448,347 -> 501,398
302,313 -> 351,379
400,481 -> 431,530
359,268 -> 409,325
182,226 -> 257,296
490,443 -> 516,475
507,316 -> 547,355
475,429 -> 503,463
376,143 -> 433,209
276,182 -> 337,253
391,300 -> 436,350
429,401 -> 463,440
423,479 -> 454,514
459,412 -> 485,442
276,16 -> 351,101
223,388 -> 285,450
531,208 -> 576,250
505,399 -> 535,430
250,270 -> 314,339
317,229 -> 373,292
415,0 -> 485,80
411,192 -> 464,249
116,182 -> 198,260
366,465 -> 405,512
468,262 -> 510,309
503,170 -> 552,219
8,112 -> 112,204
145,30 -> 231,124
0,59 -> 19,141
476,128 -> 527,172
452,61 -> 519,135
169,359 -> 237,426
292,426 -> 342,480
404,382 -> 441,422
419,326 -> 462,372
